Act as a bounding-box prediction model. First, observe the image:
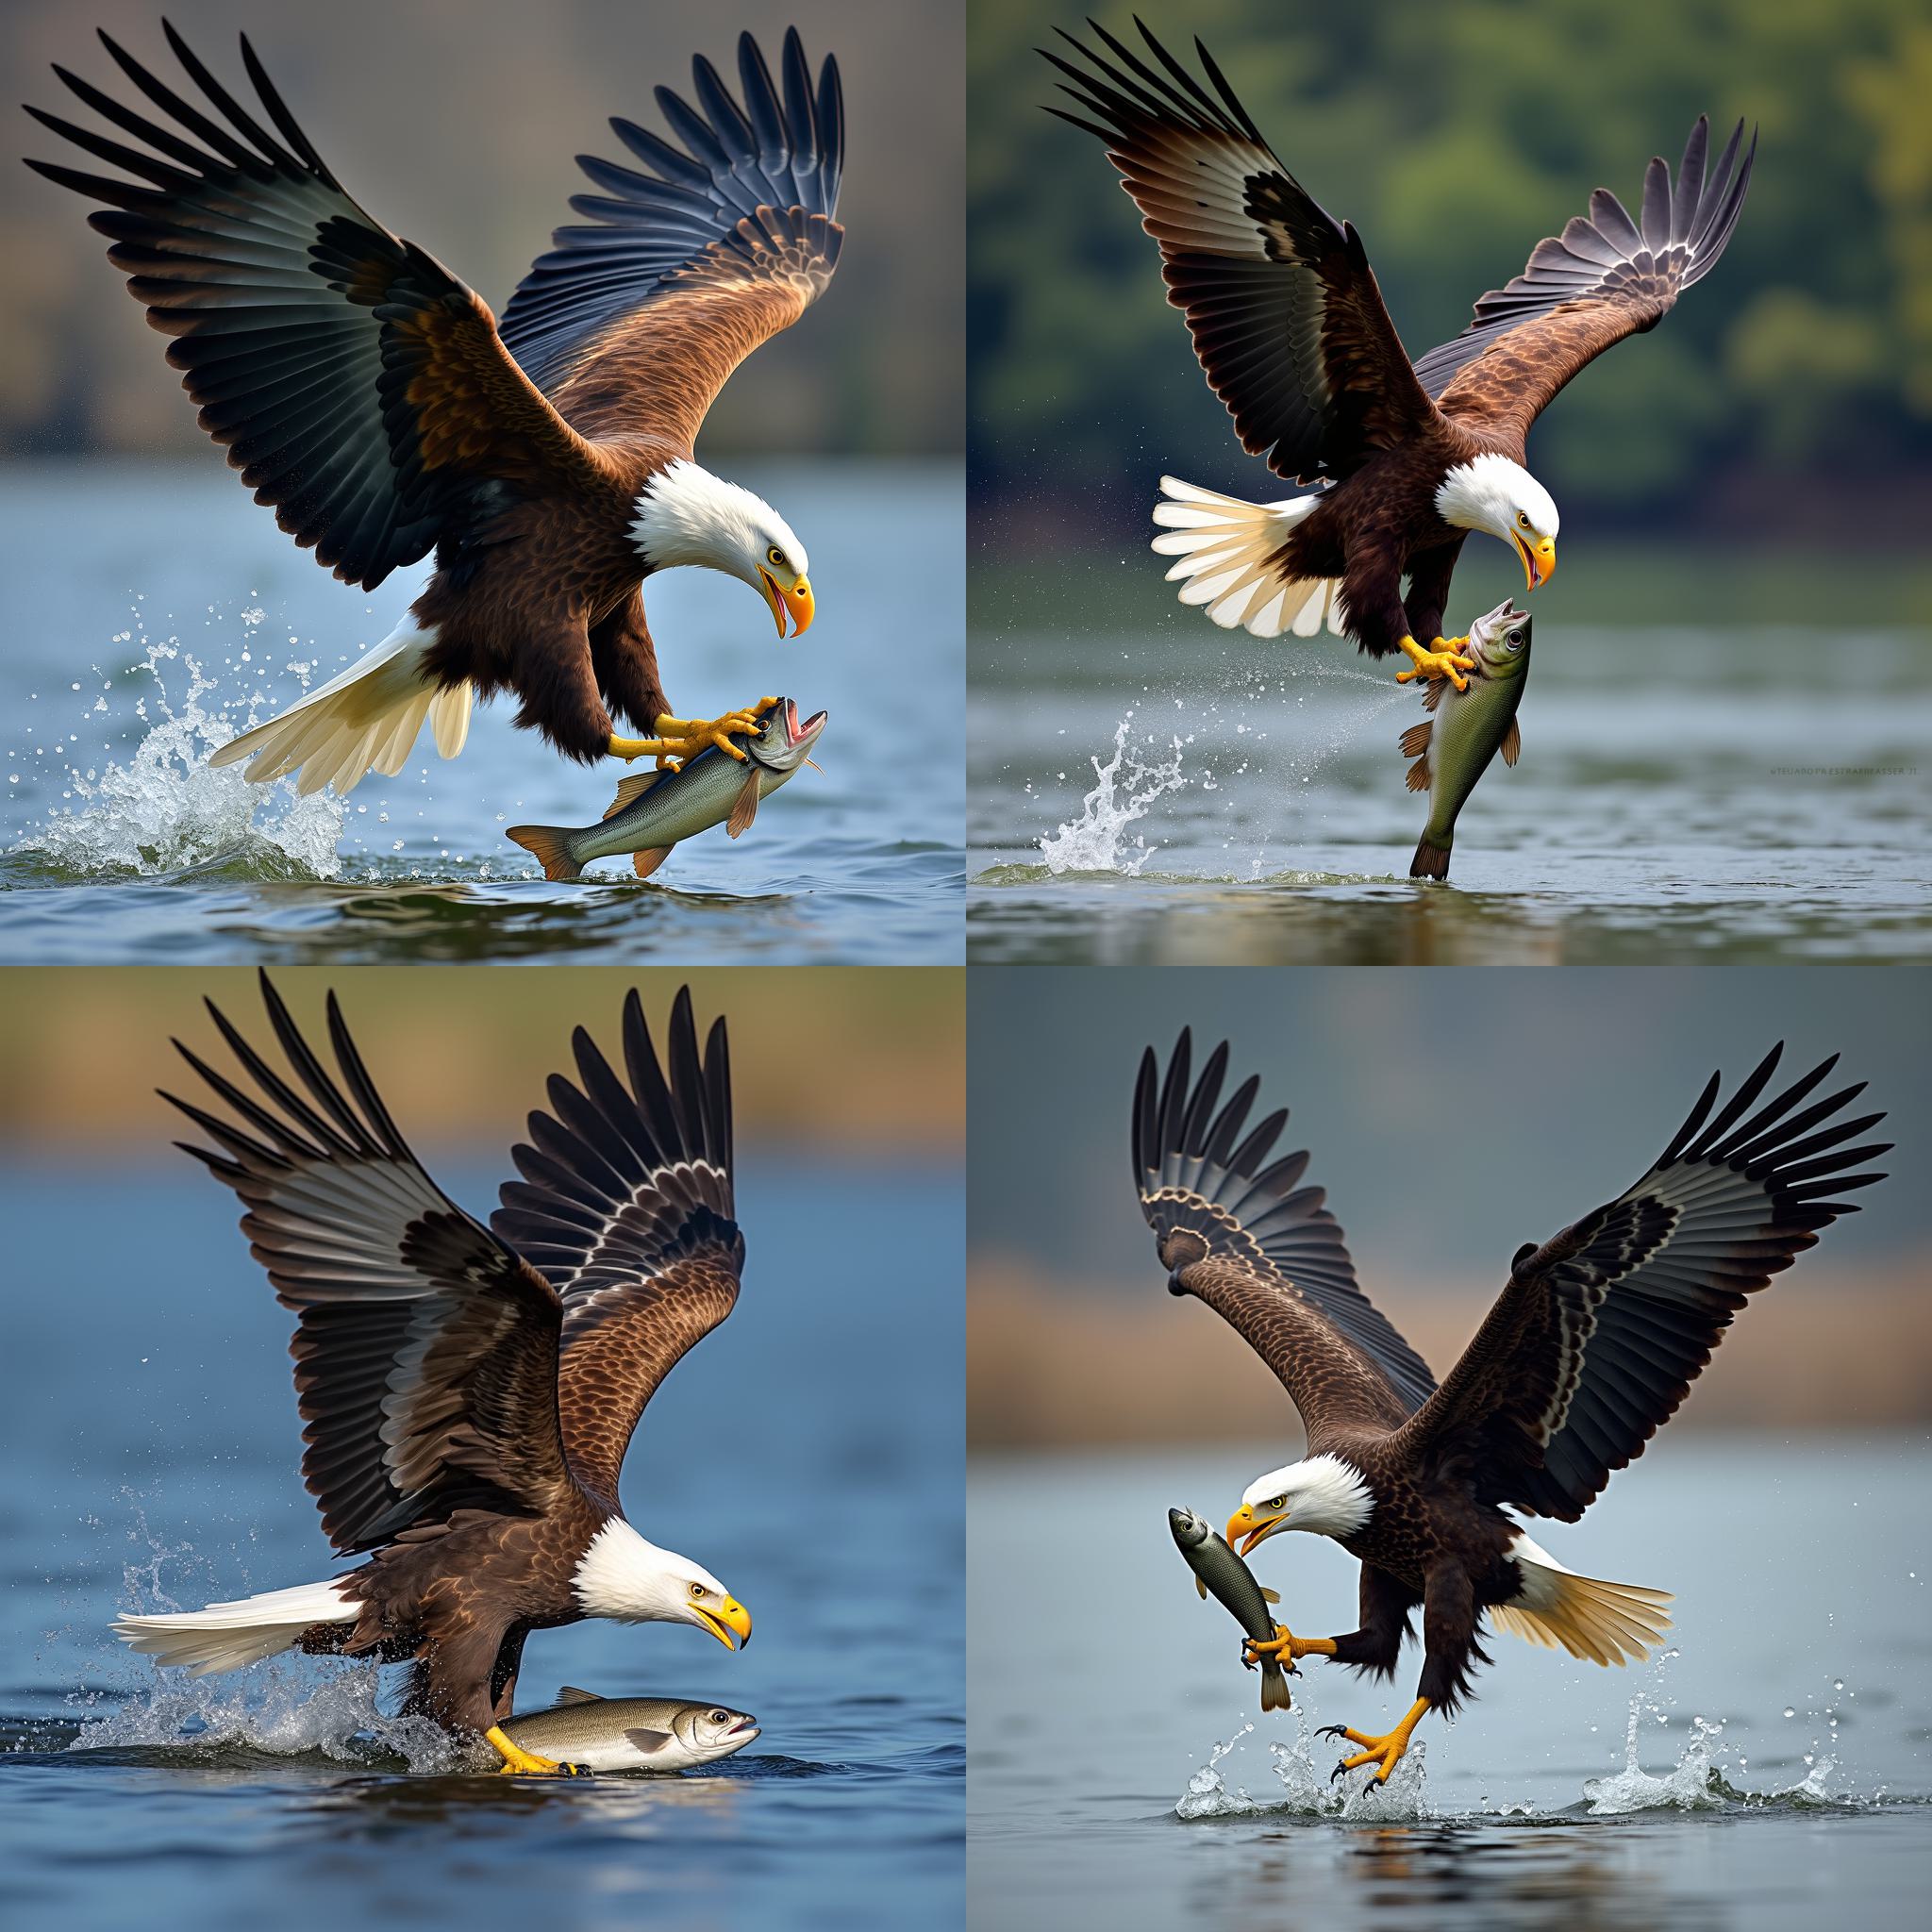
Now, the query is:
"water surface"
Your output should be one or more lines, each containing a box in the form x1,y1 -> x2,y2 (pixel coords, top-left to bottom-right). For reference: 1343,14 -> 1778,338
968,1441 -> 1931,1931
969,622 -> 1928,963
0,460 -> 963,964
1,1164 -> 964,1931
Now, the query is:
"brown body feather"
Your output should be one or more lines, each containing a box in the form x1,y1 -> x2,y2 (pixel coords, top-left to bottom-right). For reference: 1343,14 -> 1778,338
164,976 -> 745,1740
1136,1030 -> 1883,1717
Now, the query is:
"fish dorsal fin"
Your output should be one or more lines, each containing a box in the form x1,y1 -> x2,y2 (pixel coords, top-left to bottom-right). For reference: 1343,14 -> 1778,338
605,772 -> 661,820
1423,677 -> 1448,714
555,1686 -> 600,1707
726,765 -> 760,839
1195,1575 -> 1208,1600
1260,1586 -> 1281,1605
1501,719 -> 1522,766
1399,720 -> 1432,790
632,846 -> 671,880
625,1728 -> 675,1755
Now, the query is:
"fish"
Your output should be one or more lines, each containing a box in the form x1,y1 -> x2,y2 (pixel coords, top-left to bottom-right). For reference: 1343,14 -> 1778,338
498,1688 -> 760,1774
507,696 -> 827,881
1169,1506 -> 1291,1713
1399,597 -> 1533,880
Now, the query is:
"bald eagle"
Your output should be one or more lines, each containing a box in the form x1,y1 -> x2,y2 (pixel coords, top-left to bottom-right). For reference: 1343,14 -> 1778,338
1047,21 -> 1755,690
1134,1029 -> 1886,1783
27,25 -> 841,794
114,975 -> 751,1778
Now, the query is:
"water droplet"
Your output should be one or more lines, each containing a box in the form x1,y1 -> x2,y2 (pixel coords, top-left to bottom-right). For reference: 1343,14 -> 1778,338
1784,1707 -> 1795,1719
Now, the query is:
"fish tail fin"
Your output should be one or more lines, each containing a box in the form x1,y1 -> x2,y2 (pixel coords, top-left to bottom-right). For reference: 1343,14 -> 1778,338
505,824 -> 584,882
1410,836 -> 1451,881
208,615 -> 468,797
1493,1535 -> 1675,1668
1259,1659 -> 1293,1712
112,1577 -> 359,1676
1151,475 -> 1344,639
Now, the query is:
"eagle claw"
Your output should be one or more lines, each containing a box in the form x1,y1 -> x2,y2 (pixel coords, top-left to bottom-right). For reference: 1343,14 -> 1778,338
1394,635 -> 1474,691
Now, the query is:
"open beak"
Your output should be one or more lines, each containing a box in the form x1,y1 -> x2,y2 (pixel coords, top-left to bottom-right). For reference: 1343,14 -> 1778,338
693,1596 -> 753,1651
1512,533 -> 1557,591
1225,1504 -> 1286,1558
758,569 -> 815,639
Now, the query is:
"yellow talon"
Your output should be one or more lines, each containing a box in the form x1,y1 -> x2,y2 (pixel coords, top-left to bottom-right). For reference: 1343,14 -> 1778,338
1319,1696 -> 1431,1783
1395,634 -> 1474,691
1242,1624 -> 1338,1669
483,1723 -> 590,1778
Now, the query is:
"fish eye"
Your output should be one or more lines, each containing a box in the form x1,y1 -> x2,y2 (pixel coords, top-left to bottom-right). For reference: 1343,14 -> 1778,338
1506,628 -> 1523,646
709,1709 -> 730,1724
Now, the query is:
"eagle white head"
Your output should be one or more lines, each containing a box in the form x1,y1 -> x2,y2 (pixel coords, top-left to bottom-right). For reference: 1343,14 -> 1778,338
572,1516 -> 752,1650
631,458 -> 815,636
1225,1453 -> 1375,1555
1435,453 -> 1559,592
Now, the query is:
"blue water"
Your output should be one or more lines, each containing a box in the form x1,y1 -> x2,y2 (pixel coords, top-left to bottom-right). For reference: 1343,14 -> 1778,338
0,1162 -> 964,1931
0,460 -> 964,964
969,1442 -> 1932,1932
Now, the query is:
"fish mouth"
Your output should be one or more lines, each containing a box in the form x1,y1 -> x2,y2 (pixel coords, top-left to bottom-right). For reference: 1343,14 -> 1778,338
779,696 -> 827,747
724,1719 -> 759,1740
748,696 -> 829,770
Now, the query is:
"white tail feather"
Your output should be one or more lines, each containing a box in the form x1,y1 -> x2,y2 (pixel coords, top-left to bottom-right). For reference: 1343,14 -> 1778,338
1492,1532 -> 1674,1668
208,616 -> 471,797
1150,475 -> 1348,639
113,1577 -> 359,1677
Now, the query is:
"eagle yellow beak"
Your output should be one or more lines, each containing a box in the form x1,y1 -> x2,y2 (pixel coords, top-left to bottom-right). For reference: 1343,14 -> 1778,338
1513,532 -> 1557,591
1226,1504 -> 1286,1557
758,569 -> 815,639
693,1596 -> 754,1650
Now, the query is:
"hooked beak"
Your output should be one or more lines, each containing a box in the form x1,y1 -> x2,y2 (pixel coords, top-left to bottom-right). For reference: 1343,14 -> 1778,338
758,569 -> 815,638
692,1596 -> 753,1651
1225,1504 -> 1286,1558
1512,532 -> 1557,591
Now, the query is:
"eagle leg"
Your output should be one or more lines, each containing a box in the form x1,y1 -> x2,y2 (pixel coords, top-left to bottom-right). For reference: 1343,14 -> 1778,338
1394,636 -> 1473,692
483,1724 -> 591,1779
609,700 -> 778,770
1242,1624 -> 1337,1669
1320,1695 -> 1431,1783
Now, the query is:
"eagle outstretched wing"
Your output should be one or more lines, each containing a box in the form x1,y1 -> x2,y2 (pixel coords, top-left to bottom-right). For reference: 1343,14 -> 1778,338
25,25 -> 597,591
1135,1029 -> 1437,1443
492,988 -> 742,1504
1405,1044 -> 1887,1521
499,30 -> 843,451
1418,115 -> 1757,441
165,974 -> 571,1557
1044,20 -> 1440,486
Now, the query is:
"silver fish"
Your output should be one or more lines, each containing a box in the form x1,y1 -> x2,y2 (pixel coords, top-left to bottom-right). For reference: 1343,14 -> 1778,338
507,696 -> 827,881
1169,1506 -> 1291,1712
1400,598 -> 1532,880
499,1688 -> 760,1774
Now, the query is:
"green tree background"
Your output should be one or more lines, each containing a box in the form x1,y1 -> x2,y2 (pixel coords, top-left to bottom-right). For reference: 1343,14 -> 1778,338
971,0 -> 1932,541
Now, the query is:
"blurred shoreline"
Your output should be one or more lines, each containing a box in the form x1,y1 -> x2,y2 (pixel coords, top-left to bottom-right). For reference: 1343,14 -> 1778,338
968,1254 -> 1932,1444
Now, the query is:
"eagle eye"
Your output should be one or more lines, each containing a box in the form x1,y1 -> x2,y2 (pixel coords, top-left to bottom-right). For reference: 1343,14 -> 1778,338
767,545 -> 785,566
1516,511 -> 1531,529
690,1583 -> 708,1599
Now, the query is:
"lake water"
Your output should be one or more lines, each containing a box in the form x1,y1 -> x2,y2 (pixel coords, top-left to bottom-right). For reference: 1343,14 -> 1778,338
0,1164 -> 964,1931
0,461 -> 963,964
968,1441 -> 1931,1932
969,623 -> 1929,963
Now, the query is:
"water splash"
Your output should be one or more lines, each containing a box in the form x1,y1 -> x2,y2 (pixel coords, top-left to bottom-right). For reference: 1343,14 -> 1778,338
8,610 -> 344,880
69,1659 -> 468,1774
1175,1709 -> 1431,1821
1038,713 -> 1185,874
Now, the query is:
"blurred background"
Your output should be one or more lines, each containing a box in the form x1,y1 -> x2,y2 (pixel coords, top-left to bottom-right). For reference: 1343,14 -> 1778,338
966,0 -> 1931,963
0,2 -> 964,962
972,0 -> 1927,550
968,967 -> 1930,1443
0,966 -> 964,1926
5,0 -> 960,457
967,967 -> 1931,1924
